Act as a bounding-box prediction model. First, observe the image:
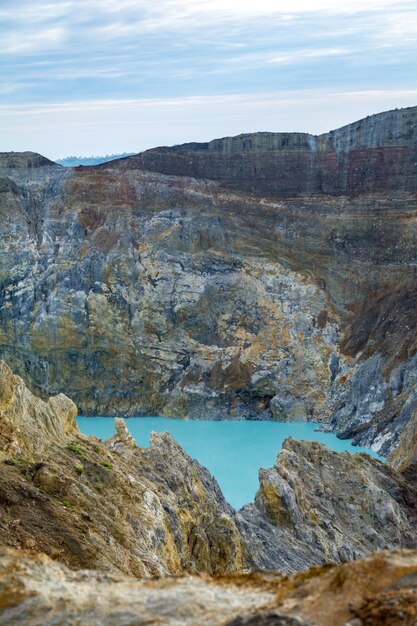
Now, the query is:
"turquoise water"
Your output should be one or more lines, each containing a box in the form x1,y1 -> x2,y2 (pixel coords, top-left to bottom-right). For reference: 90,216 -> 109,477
76,417 -> 383,510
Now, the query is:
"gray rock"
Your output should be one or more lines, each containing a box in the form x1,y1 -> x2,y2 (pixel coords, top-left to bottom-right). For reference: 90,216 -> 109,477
238,438 -> 417,572
270,394 -> 308,421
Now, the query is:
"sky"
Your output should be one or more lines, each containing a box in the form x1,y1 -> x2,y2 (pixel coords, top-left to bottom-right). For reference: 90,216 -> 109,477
1,0 -> 417,159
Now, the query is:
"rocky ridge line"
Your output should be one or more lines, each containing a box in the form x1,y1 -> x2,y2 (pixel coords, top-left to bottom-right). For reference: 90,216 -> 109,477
108,105 -> 417,196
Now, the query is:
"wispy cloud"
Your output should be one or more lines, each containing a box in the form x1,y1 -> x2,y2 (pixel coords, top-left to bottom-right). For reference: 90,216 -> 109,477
0,26 -> 67,55
0,0 -> 416,154
0,0 -> 406,24
3,89 -> 417,117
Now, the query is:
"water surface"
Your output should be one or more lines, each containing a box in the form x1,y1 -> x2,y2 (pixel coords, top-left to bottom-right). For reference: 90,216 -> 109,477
77,417 -> 383,509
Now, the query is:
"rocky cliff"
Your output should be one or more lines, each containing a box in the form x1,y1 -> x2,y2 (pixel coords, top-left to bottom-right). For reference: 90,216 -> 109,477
114,105 -> 417,196
1,107 -> 417,455
3,359 -> 417,625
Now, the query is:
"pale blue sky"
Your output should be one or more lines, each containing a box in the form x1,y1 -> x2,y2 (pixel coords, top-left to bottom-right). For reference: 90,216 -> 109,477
1,0 -> 417,159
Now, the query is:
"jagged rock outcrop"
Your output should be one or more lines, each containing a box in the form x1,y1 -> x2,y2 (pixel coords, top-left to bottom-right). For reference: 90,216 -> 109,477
238,438 -> 417,572
0,361 -> 246,576
2,548 -> 417,626
1,107 -> 417,450
107,416 -> 137,453
0,361 -> 77,457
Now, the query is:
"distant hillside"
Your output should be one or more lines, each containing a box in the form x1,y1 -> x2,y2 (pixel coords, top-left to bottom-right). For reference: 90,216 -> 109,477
56,153 -> 135,167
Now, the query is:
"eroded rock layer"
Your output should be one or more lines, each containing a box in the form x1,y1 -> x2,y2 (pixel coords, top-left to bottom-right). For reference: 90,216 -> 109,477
110,106 -> 417,197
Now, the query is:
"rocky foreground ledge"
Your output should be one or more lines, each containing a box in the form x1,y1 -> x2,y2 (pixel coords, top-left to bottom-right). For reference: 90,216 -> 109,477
2,547 -> 417,625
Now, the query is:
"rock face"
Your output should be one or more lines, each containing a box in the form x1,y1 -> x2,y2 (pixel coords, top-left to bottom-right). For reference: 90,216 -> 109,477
112,106 -> 417,197
0,548 -> 282,626
238,438 -> 417,572
0,148 -> 339,420
1,108 -> 417,453
0,361 -> 246,577
2,547 -> 417,626
388,420 -> 417,474
0,360 -> 77,457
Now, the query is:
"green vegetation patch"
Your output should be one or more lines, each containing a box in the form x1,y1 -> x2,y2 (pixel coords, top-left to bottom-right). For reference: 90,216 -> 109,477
98,461 -> 113,470
61,500 -> 78,510
3,456 -> 31,467
66,443 -> 87,458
